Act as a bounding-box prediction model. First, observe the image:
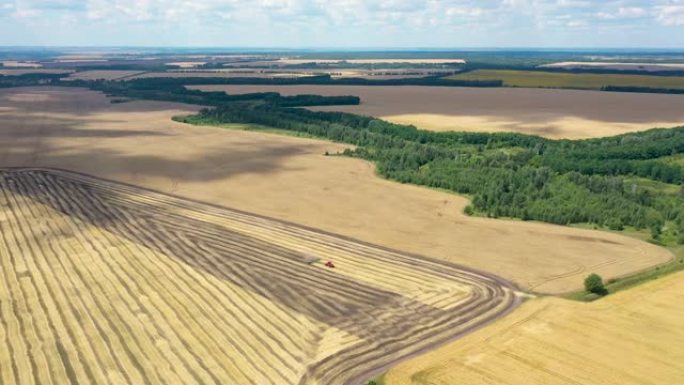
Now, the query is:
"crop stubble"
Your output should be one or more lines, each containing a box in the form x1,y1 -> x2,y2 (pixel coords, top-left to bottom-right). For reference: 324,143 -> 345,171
0,168 -> 519,385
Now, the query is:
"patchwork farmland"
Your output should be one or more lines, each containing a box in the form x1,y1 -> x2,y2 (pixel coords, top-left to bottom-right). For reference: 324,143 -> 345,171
189,84 -> 684,139
0,168 -> 519,385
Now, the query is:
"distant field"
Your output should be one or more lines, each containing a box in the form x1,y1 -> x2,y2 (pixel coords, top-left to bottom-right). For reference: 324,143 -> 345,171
0,86 -> 672,294
0,69 -> 74,76
189,84 -> 684,139
384,269 -> 684,385
0,168 -> 517,385
122,69 -> 452,80
448,69 -> 684,89
65,70 -> 146,81
540,61 -> 684,72
129,71 -> 314,79
226,58 -> 466,66
0,61 -> 42,68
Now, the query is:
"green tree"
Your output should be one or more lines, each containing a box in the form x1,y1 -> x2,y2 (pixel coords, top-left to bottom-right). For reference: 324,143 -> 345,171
584,273 -> 608,296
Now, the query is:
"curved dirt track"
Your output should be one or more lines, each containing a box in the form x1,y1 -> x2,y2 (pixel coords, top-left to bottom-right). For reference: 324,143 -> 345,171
0,168 -> 520,385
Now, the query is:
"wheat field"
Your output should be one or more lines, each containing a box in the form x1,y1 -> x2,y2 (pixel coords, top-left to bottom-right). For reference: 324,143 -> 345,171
0,168 -> 519,385
384,270 -> 684,385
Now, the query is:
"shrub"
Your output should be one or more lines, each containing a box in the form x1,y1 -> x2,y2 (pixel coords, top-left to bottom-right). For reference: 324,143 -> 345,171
584,273 -> 608,296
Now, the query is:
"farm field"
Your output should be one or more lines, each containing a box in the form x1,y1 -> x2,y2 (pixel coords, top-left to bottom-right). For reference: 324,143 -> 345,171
65,70 -> 147,81
383,269 -> 684,385
0,86 -> 673,294
0,61 -> 43,68
0,168 -> 519,385
189,84 -> 684,139
225,58 -> 465,66
540,61 -> 684,72
0,69 -> 74,76
129,71 -> 315,79
448,69 -> 684,89
121,69 -> 451,81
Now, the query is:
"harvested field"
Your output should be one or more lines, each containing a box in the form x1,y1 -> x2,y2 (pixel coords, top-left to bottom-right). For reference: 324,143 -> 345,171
277,59 -> 465,65
540,61 -> 684,72
448,69 -> 684,89
189,84 -> 684,139
384,270 -> 684,385
121,69 -> 453,81
0,168 -> 519,385
225,59 -> 465,66
331,70 -> 457,79
166,62 -> 207,68
0,87 -> 673,294
65,70 -> 147,81
0,61 -> 42,68
129,71 -> 313,80
0,69 -> 74,76
344,59 -> 464,64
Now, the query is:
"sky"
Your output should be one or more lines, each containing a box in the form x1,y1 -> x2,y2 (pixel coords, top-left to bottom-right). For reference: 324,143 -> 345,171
0,0 -> 683,48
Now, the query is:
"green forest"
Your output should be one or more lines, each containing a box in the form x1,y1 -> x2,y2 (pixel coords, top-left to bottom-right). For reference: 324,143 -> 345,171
175,94 -> 684,244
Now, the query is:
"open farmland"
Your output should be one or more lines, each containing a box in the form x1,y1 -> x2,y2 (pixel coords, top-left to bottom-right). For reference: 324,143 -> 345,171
224,58 -> 465,66
0,61 -> 43,68
65,70 -> 147,81
383,269 -> 684,385
0,168 -> 519,385
0,69 -> 74,76
129,71 -> 315,79
448,69 -> 684,89
188,84 -> 684,139
0,87 -> 672,294
540,61 -> 684,72
124,69 -> 453,81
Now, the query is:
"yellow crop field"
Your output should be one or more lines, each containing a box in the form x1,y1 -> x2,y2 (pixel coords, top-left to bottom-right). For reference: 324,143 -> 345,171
384,270 -> 684,385
0,168 -> 519,385
448,69 -> 684,89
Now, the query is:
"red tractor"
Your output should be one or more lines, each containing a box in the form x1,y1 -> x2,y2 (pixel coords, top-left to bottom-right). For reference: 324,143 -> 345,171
325,261 -> 336,268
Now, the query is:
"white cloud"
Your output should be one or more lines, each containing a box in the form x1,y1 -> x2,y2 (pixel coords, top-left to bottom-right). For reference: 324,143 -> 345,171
2,0 -> 683,46
655,5 -> 684,25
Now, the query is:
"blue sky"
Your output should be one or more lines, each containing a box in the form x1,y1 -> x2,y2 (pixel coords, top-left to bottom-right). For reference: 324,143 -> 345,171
0,0 -> 683,47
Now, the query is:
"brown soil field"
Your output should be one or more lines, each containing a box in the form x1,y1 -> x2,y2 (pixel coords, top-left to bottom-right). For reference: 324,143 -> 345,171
120,69 -> 451,81
384,270 -> 684,385
541,61 -> 684,71
0,168 -> 518,385
189,85 -> 684,139
166,61 -> 207,68
65,70 -> 147,81
0,87 -> 672,294
276,59 -> 465,65
0,61 -> 42,68
331,70 -> 456,79
130,71 -> 314,79
224,59 -> 465,67
0,69 -> 74,76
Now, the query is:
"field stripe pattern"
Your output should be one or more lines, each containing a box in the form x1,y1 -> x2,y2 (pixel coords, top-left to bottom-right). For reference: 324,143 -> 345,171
0,168 -> 519,385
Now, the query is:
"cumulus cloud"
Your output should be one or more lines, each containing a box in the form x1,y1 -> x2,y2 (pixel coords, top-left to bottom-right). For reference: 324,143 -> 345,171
1,0 -> 682,46
655,4 -> 684,25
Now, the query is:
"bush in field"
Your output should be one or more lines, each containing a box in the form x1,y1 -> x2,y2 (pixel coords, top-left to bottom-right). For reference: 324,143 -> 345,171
584,273 -> 608,296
